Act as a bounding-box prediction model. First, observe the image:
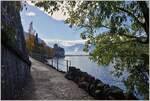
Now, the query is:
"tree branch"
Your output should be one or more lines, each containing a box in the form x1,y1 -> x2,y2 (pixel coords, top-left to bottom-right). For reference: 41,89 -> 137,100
115,6 -> 144,28
102,40 -> 136,46
118,33 -> 148,44
101,25 -> 111,29
138,1 -> 149,43
79,24 -> 111,30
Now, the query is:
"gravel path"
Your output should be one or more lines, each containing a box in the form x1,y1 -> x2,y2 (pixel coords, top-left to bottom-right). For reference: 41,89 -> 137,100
19,57 -> 94,100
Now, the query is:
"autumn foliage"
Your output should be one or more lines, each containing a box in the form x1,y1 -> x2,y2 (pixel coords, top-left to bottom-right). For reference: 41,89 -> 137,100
25,34 -> 53,58
26,34 -> 35,53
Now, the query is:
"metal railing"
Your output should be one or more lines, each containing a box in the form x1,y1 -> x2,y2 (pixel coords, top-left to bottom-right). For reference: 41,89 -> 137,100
30,52 -> 47,63
49,58 -> 72,72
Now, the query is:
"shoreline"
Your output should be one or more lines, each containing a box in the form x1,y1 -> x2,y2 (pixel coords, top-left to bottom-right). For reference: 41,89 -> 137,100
33,56 -> 137,100
65,66 -> 138,100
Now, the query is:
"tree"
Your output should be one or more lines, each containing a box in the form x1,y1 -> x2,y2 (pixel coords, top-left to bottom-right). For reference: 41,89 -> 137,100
33,1 -> 149,99
34,1 -> 148,43
45,46 -> 54,58
25,34 -> 35,54
28,21 -> 34,35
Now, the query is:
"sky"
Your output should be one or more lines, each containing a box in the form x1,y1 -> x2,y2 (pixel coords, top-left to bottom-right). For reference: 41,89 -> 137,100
20,1 -> 141,48
20,3 -> 85,46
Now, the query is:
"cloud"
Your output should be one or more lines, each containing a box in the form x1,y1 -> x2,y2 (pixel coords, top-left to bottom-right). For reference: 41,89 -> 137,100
50,10 -> 68,21
26,11 -> 36,16
43,39 -> 86,47
26,1 -> 67,21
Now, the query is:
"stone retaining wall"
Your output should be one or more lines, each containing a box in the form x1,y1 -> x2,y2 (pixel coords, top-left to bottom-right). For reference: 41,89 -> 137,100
65,66 -> 137,100
1,1 -> 31,99
1,44 -> 31,99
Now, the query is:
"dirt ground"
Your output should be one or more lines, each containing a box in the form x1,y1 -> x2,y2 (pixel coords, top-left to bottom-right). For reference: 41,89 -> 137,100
18,57 -> 94,100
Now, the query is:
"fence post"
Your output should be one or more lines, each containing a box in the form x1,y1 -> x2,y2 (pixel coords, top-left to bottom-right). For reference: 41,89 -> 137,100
69,61 -> 71,67
57,58 -> 58,70
66,60 -> 68,72
52,58 -> 53,66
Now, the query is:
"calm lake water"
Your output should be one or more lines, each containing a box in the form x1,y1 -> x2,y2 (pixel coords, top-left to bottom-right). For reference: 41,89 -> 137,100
48,56 -> 128,91
48,56 -> 146,99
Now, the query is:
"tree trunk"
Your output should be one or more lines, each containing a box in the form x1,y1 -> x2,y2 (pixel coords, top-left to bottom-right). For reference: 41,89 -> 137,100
138,1 -> 149,43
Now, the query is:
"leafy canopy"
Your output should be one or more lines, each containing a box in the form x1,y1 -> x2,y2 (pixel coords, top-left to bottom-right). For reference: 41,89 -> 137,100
32,1 -> 149,99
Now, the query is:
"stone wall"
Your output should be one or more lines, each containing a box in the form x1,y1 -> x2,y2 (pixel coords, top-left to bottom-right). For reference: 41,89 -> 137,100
1,45 -> 31,99
65,66 -> 137,100
1,1 -> 31,99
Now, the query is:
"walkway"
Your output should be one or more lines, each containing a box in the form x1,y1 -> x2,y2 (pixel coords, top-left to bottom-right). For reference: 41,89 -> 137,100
19,57 -> 94,100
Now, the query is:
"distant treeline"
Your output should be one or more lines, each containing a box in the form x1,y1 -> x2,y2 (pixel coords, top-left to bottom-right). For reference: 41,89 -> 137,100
25,33 -> 53,58
25,33 -> 65,58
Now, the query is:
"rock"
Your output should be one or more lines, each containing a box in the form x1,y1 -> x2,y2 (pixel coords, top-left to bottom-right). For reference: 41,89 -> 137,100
78,82 -> 89,91
89,80 -> 105,97
94,90 -> 106,99
69,66 -> 77,72
66,66 -> 129,100
89,83 -> 96,96
79,76 -> 86,82
103,84 -> 111,94
95,79 -> 103,84
73,70 -> 81,82
109,86 -> 125,100
74,76 -> 80,83
90,77 -> 95,83
79,72 -> 89,82
110,86 -> 123,93
95,82 -> 105,90
108,95 -> 116,100
124,92 -> 138,100
65,74 -> 73,80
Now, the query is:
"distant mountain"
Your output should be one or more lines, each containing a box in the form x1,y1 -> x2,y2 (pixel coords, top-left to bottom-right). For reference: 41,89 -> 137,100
64,44 -> 84,52
64,44 -> 89,55
46,40 -> 95,55
46,41 -> 84,54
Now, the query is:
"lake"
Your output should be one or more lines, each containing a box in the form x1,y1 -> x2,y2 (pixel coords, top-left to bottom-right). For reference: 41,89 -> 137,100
48,56 -> 128,92
47,55 -> 146,99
